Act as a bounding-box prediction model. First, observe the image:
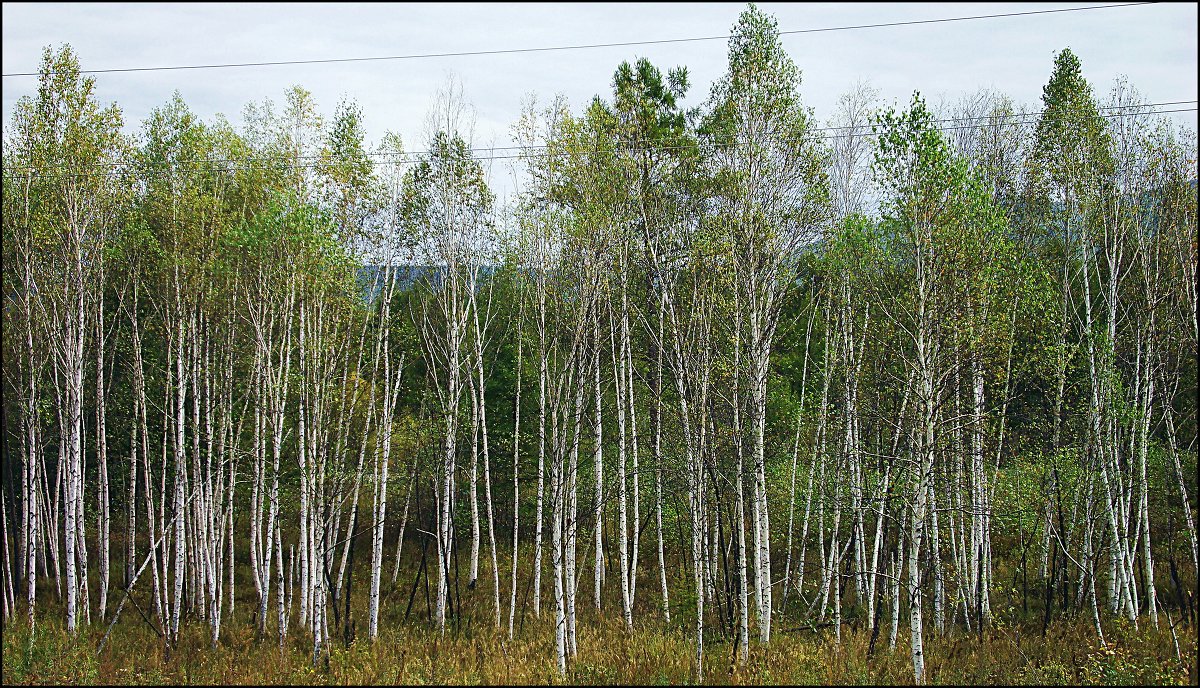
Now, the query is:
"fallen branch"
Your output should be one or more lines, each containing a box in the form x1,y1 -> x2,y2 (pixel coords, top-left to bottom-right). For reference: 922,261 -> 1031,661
97,488 -> 194,655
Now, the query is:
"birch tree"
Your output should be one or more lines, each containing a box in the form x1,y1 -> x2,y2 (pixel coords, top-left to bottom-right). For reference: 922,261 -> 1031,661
6,46 -> 126,635
705,3 -> 831,643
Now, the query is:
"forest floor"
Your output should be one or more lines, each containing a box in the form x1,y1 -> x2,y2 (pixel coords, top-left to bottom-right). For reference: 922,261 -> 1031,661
3,547 -> 1195,685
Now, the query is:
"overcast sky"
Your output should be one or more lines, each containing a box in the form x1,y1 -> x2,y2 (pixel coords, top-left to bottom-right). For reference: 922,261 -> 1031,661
3,2 -> 1196,198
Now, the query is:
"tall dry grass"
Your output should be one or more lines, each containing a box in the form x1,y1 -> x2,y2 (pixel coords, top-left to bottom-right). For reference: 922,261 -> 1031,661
4,543 -> 1194,685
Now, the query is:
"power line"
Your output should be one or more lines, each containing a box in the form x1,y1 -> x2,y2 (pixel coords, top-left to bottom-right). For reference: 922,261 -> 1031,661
9,105 -> 1196,175
7,100 -> 1190,172
8,99 -> 1193,172
1,2 -> 1157,78
7,103 -> 1194,179
147,98 -> 1200,162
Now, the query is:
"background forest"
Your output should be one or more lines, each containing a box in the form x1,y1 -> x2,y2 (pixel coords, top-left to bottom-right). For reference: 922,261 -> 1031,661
2,4 -> 1196,685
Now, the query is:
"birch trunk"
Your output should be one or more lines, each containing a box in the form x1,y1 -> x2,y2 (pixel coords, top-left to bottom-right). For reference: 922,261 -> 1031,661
593,313 -> 605,612
508,304 -> 523,638
95,279 -> 110,622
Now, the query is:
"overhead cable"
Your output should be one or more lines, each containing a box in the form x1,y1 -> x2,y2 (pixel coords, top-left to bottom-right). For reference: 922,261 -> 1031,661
1,2 -> 1157,78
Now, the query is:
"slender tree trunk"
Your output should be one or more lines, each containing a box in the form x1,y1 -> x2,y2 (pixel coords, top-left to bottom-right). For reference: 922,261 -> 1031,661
750,309 -> 772,643
611,300 -> 632,628
782,309 -> 813,614
566,350 -> 584,657
508,305 -> 523,638
478,344 -> 501,629
391,468 -> 415,585
593,313 -> 605,612
534,264 -> 548,619
625,297 -> 641,616
654,292 -> 669,623
171,311 -> 188,641
552,381 -> 567,675
732,301 -> 749,661
96,279 -> 110,622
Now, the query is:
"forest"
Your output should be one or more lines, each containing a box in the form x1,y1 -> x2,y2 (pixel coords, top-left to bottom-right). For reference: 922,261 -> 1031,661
1,4 -> 1196,685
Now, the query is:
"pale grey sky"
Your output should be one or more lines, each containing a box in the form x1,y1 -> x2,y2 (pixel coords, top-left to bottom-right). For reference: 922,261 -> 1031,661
3,2 -> 1196,198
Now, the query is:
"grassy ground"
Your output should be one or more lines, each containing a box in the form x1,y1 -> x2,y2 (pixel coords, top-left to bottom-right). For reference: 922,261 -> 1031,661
3,547 -> 1194,685
3,604 -> 1193,685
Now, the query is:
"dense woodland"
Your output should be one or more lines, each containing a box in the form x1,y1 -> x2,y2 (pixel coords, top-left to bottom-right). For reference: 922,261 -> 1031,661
2,5 -> 1197,684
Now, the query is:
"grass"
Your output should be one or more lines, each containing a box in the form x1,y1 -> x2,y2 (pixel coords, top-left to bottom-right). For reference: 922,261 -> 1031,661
3,541 -> 1195,685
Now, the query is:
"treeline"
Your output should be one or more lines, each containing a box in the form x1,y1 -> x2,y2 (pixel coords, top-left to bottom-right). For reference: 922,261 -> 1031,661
2,4 -> 1196,684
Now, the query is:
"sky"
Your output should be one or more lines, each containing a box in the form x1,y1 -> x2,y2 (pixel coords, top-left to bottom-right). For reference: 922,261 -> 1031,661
2,2 -> 1197,199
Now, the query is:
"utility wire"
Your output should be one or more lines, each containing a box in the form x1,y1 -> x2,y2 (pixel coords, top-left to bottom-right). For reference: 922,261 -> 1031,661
8,105 -> 1195,177
7,100 -> 1193,176
1,2 -> 1157,78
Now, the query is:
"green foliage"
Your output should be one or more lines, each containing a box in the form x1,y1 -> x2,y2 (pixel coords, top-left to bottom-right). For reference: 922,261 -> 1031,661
401,131 -> 494,243
3,621 -> 99,685
1029,48 -> 1115,201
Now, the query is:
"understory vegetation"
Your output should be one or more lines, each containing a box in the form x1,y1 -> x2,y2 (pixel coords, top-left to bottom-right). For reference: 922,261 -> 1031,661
3,546 -> 1194,685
